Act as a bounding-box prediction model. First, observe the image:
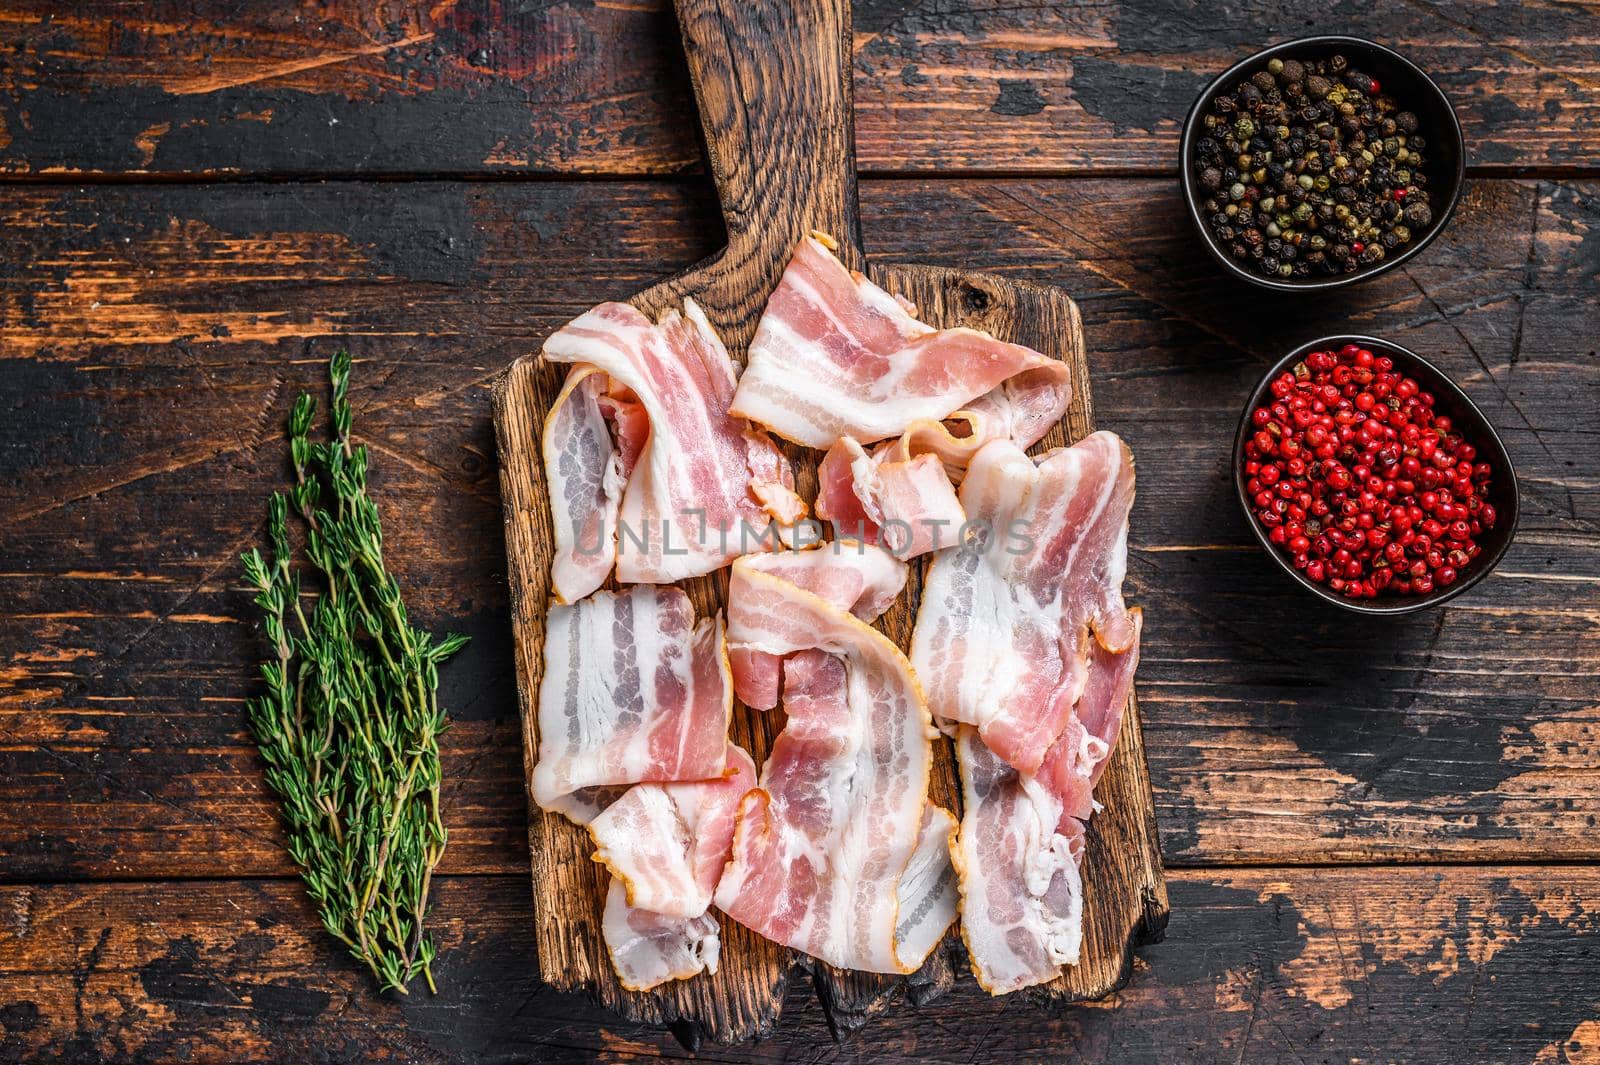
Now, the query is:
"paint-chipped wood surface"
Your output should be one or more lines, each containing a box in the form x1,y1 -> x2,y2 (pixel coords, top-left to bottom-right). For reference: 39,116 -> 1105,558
0,0 -> 1595,176
1,0 -> 1598,1061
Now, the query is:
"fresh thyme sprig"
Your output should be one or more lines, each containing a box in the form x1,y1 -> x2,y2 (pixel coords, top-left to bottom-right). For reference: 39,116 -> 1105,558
242,351 -> 466,995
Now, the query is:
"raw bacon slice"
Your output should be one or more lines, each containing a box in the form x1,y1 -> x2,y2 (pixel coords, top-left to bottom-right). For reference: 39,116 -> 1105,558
542,299 -> 804,603
602,887 -> 721,992
816,438 -> 965,559
951,726 -> 1085,995
1035,610 -> 1142,826
715,559 -> 955,973
880,365 -> 1066,480
726,543 -> 908,710
895,804 -> 961,967
543,367 -> 625,605
729,233 -> 1072,451
911,431 -> 1137,774
914,430 -> 1142,995
590,745 -> 756,918
532,585 -> 730,821
591,745 -> 757,991
950,621 -> 1141,995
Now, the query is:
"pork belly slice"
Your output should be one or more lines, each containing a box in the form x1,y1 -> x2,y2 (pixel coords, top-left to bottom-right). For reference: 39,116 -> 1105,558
912,431 -> 1142,995
591,744 -> 757,991
911,431 -> 1137,774
532,585 -> 731,822
729,233 -> 1071,452
715,558 -> 957,973
602,890 -> 723,993
542,299 -> 805,604
952,612 -> 1142,994
816,438 -> 966,559
951,726 -> 1084,995
725,542 -> 908,710
1035,610 -> 1143,826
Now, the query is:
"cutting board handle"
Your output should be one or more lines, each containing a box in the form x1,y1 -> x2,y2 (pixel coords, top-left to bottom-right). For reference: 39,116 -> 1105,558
675,0 -> 864,278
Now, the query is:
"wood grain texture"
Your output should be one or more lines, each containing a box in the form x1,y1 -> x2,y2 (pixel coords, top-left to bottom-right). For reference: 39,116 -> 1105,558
1,176 -> 1595,885
3,868 -> 1599,1063
1,0 -> 1597,1056
491,0 -> 856,1040
491,0 -> 1162,1035
1,0 -> 1596,178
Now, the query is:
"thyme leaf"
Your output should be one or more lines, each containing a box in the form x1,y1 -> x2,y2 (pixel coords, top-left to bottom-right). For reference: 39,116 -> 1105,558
242,351 -> 465,995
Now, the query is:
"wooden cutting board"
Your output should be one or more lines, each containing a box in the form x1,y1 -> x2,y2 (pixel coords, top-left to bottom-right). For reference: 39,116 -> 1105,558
491,0 -> 1168,1044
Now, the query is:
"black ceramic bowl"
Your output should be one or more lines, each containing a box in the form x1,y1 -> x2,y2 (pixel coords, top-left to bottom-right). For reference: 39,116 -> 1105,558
1234,335 -> 1519,615
1181,36 -> 1465,292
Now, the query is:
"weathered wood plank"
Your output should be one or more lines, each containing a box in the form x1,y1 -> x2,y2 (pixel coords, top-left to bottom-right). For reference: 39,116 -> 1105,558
2,868 -> 1598,1062
1,1 -> 1595,177
1,178 -> 1595,881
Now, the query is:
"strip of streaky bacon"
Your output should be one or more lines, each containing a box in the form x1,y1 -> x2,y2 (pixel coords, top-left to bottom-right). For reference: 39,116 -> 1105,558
951,612 -> 1141,994
912,430 -> 1141,995
911,431 -> 1137,774
729,233 -> 1071,452
816,437 -> 965,559
1035,610 -> 1143,827
532,585 -> 731,823
541,299 -> 805,604
951,726 -> 1085,995
715,557 -> 957,974
591,745 -> 757,991
725,542 -> 908,710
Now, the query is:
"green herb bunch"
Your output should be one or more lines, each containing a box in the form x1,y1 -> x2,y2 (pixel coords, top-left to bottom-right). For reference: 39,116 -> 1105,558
242,351 -> 466,994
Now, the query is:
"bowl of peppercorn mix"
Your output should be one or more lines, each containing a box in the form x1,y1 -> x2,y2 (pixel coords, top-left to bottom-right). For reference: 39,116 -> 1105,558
1181,37 -> 1465,290
1234,335 -> 1519,614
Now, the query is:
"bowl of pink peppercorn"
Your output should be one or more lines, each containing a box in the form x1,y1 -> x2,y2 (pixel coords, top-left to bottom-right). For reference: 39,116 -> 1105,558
1234,335 -> 1519,614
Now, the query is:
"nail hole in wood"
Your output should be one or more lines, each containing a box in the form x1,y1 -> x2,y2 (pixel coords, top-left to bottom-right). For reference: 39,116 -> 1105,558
960,284 -> 991,315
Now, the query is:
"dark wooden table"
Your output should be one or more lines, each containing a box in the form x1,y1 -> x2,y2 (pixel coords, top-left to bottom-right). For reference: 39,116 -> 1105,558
2,3 -> 1596,1062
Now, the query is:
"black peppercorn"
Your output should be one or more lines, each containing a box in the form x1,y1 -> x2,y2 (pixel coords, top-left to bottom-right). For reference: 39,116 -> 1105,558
1192,52 -> 1436,281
